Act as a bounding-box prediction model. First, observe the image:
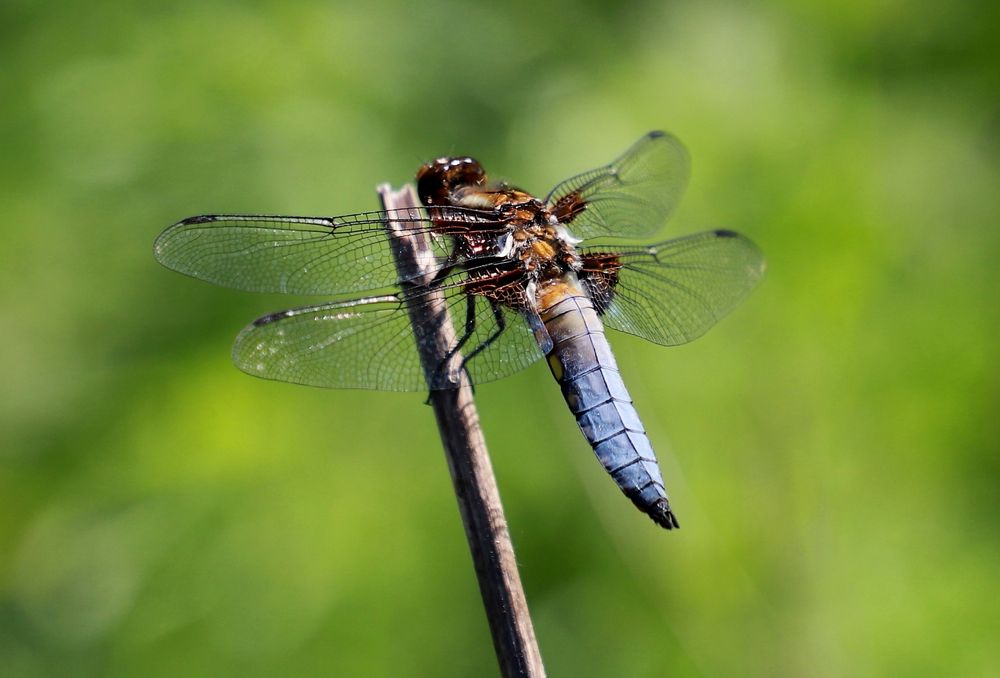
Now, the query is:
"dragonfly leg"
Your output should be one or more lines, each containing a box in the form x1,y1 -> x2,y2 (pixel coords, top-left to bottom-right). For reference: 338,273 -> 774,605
458,299 -> 506,379
427,294 -> 478,394
398,250 -> 457,294
426,252 -> 459,286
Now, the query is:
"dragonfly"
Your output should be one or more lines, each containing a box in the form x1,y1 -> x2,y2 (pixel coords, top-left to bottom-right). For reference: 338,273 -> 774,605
154,131 -> 765,530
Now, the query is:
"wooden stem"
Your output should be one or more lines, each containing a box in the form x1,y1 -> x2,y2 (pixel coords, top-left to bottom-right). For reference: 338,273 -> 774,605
378,184 -> 546,678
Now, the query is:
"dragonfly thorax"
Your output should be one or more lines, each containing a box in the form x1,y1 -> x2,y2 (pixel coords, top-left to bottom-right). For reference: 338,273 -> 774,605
417,154 -> 584,284
510,215 -> 582,281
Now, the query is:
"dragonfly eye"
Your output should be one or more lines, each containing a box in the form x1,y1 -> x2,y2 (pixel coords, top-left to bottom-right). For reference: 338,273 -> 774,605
417,156 -> 487,206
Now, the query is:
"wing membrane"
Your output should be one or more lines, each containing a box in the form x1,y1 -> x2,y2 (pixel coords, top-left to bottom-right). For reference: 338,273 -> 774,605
232,277 -> 544,391
581,230 -> 765,346
153,207 -> 503,295
545,131 -> 690,241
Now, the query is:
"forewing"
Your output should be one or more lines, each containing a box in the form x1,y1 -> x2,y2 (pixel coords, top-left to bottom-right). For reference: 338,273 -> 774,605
580,230 -> 765,346
232,280 -> 544,391
154,207 -> 500,295
545,131 -> 690,241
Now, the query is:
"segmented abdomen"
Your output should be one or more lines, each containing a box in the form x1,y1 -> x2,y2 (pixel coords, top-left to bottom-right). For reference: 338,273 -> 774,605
540,289 -> 679,529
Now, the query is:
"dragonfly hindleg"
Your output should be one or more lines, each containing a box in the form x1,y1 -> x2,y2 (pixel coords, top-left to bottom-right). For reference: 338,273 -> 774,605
428,293 -> 479,390
459,299 -> 506,373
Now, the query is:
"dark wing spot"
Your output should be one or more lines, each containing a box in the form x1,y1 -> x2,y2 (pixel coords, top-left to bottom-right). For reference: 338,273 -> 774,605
253,309 -> 294,326
552,191 -> 588,224
179,215 -> 216,225
578,252 -> 623,314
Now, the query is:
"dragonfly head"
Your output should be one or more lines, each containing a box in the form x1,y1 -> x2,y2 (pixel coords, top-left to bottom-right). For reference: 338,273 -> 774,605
416,156 -> 487,206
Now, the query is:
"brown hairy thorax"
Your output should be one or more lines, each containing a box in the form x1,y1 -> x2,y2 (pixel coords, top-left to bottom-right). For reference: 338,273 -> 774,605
415,156 -> 587,313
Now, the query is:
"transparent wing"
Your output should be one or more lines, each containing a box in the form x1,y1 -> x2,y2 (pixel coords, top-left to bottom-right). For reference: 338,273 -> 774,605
232,275 -> 545,391
153,207 -> 504,295
545,131 -> 690,241
580,230 -> 765,346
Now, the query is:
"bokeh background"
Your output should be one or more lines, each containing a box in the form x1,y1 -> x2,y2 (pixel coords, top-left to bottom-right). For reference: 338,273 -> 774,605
2,1 -> 998,676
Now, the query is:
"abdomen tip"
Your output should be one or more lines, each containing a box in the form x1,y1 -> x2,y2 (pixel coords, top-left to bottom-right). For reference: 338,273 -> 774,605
651,500 -> 680,530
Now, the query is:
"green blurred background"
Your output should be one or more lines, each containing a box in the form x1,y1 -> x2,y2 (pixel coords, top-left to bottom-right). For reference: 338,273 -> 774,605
2,0 -> 998,676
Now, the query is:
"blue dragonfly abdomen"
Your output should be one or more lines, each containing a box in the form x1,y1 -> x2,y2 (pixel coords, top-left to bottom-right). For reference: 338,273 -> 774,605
539,277 -> 679,529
